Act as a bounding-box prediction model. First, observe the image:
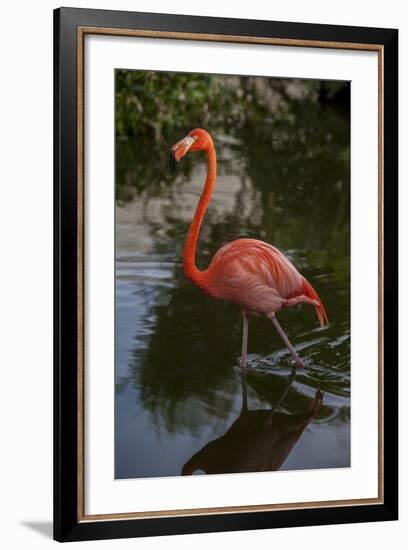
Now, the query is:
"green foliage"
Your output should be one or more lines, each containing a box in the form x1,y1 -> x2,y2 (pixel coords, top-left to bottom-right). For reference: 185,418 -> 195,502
115,70 -> 239,200
115,69 -> 349,204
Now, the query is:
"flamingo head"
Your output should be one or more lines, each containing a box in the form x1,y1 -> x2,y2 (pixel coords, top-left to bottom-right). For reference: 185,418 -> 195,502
170,128 -> 212,172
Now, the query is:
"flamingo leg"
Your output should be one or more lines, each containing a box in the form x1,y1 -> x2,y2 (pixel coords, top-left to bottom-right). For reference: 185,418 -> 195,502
270,315 -> 305,369
240,311 -> 249,369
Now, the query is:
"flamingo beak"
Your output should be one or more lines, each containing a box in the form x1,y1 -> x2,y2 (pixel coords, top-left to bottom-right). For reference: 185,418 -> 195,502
170,135 -> 196,173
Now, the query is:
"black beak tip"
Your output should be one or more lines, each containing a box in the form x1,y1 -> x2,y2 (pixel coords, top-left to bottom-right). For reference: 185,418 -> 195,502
170,150 -> 178,174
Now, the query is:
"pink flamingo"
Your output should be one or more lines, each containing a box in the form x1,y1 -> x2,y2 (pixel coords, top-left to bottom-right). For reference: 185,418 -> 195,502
170,128 -> 328,369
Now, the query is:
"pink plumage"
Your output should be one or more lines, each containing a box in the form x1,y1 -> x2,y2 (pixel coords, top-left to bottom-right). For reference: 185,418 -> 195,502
202,238 -> 327,326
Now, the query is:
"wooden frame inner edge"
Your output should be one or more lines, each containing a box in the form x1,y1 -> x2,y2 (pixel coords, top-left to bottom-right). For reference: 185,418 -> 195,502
76,26 -> 385,522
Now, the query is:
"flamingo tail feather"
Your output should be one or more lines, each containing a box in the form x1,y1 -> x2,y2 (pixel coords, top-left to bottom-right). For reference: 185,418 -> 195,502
302,278 -> 329,328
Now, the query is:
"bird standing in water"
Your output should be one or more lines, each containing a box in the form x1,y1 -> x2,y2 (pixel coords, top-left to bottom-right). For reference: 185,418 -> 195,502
170,128 -> 328,369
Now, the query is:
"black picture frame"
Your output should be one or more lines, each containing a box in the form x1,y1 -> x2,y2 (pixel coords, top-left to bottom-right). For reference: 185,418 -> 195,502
54,7 -> 398,542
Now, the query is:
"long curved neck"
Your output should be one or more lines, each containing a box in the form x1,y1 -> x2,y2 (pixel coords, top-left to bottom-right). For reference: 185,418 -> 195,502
183,143 -> 216,283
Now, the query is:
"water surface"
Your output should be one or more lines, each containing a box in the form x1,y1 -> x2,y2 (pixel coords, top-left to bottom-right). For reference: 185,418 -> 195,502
115,128 -> 350,478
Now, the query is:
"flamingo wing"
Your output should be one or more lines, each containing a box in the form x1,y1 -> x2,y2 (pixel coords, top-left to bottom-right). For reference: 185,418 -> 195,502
204,238 -> 328,326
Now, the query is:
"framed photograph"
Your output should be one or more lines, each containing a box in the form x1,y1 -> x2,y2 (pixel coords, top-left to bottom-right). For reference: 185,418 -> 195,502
54,7 -> 398,542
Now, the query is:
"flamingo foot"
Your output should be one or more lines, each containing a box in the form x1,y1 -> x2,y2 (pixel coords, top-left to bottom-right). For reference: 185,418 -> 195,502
240,356 -> 247,370
295,357 -> 306,369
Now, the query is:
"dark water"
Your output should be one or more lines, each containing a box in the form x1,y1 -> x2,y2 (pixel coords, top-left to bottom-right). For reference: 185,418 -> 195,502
115,78 -> 350,479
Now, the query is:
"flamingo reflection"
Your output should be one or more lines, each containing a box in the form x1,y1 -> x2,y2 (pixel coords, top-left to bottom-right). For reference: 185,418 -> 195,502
182,369 -> 323,475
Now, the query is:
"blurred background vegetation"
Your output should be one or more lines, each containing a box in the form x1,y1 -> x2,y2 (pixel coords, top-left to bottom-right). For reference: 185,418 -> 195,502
115,70 -> 349,202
